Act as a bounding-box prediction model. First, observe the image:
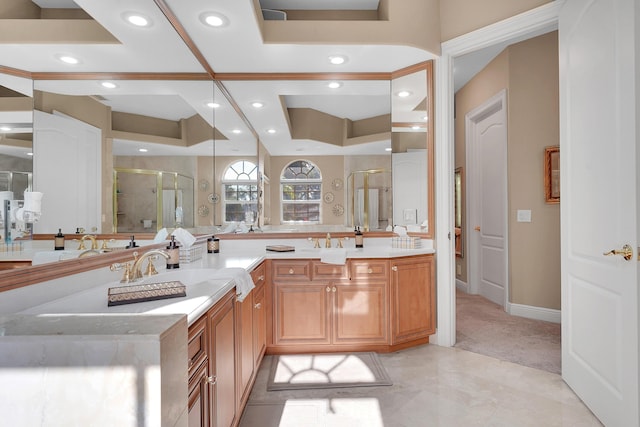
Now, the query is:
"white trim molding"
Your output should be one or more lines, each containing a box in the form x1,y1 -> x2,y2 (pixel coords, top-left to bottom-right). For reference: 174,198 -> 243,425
455,279 -> 469,293
507,302 -> 561,324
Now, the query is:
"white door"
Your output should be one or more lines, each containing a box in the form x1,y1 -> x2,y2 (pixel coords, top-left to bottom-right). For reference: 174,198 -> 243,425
560,0 -> 639,425
33,110 -> 102,234
467,90 -> 508,307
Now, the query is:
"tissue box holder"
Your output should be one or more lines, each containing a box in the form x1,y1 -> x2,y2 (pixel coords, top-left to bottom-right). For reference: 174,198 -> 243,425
108,281 -> 186,306
180,243 -> 204,263
392,236 -> 422,249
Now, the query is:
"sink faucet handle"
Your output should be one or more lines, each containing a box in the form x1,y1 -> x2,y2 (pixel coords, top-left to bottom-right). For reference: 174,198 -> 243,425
337,238 -> 344,248
110,262 -> 132,283
145,257 -> 159,276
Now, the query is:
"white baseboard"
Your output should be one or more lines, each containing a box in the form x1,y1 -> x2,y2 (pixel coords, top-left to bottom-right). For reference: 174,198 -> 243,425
507,302 -> 561,324
455,279 -> 468,293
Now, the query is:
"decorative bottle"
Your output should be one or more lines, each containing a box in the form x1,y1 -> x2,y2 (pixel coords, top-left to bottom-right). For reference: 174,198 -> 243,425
166,235 -> 180,269
54,229 -> 65,251
355,226 -> 364,248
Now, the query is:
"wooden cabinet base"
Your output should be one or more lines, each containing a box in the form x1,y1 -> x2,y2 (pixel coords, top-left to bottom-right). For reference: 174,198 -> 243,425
266,336 -> 430,355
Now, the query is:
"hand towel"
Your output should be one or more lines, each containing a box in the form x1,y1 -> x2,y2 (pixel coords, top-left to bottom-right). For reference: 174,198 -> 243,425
212,267 -> 255,302
320,248 -> 347,265
153,228 -> 169,243
394,225 -> 408,236
171,228 -> 196,248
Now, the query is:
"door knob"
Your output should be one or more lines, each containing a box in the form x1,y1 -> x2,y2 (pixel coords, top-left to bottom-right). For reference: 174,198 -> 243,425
603,244 -> 633,261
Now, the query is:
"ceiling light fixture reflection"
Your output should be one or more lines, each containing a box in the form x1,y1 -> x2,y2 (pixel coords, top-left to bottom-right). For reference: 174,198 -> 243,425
207,102 -> 220,109
57,54 -> 80,65
328,55 -> 347,65
200,12 -> 228,27
251,101 -> 264,108
327,81 -> 342,89
411,125 -> 421,130
0,126 -> 11,132
123,12 -> 152,27
27,152 -> 33,156
101,82 -> 117,89
396,90 -> 411,97
385,148 -> 392,152
138,148 -> 148,153
232,129 -> 241,134
266,129 -> 276,134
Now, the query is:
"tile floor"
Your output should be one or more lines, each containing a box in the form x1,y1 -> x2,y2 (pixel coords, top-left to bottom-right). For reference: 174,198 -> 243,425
239,345 -> 602,427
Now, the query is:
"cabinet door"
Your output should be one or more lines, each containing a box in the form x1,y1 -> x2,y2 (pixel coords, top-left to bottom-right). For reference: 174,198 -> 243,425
391,256 -> 435,344
209,293 -> 236,427
236,295 -> 254,409
252,283 -> 266,368
333,281 -> 388,344
188,361 -> 210,427
274,282 -> 331,345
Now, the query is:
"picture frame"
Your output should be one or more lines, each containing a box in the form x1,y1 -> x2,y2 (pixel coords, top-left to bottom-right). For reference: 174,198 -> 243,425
544,146 -> 560,204
454,167 -> 463,258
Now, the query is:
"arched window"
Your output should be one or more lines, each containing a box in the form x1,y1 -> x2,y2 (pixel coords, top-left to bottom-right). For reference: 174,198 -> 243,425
223,160 -> 258,223
280,160 -> 322,223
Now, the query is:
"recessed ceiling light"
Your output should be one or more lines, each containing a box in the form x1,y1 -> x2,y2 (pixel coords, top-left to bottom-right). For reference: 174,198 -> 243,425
396,90 -> 411,98
200,12 -> 228,28
251,101 -> 264,108
101,81 -> 117,89
385,147 -> 392,152
27,152 -> 33,156
207,102 -> 220,109
0,126 -> 11,132
232,129 -> 242,134
328,55 -> 347,65
138,148 -> 148,153
123,12 -> 152,27
411,125 -> 421,130
266,129 -> 276,134
57,54 -> 80,65
327,81 -> 342,89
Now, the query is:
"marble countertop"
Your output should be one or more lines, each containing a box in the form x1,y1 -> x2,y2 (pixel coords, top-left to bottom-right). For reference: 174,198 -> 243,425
6,237 -> 434,330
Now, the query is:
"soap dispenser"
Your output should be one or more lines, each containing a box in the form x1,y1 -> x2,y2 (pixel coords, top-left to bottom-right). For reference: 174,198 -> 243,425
54,228 -> 65,251
166,235 -> 180,269
207,235 -> 220,254
125,235 -> 138,249
355,226 -> 364,248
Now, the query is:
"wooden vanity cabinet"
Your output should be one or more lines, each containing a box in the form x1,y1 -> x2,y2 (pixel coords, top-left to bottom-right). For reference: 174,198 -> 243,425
390,255 -> 436,345
271,259 -> 388,351
236,263 -> 266,412
187,315 -> 209,427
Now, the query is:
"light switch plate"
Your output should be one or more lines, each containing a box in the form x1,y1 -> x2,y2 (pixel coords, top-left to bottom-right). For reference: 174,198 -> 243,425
517,209 -> 532,222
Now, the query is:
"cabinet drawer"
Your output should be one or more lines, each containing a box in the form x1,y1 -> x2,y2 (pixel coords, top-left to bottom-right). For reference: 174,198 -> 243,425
187,315 -> 207,377
312,261 -> 348,280
350,259 -> 388,280
272,260 -> 311,281
250,262 -> 266,286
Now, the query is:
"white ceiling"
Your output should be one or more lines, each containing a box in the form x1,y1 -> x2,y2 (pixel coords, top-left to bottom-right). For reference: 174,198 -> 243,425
0,0 -> 554,158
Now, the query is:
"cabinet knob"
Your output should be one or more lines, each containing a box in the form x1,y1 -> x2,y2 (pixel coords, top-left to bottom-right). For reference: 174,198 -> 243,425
326,286 -> 331,292
367,268 -> 373,274
332,286 -> 337,293
205,375 -> 217,386
391,266 -> 398,271
288,268 -> 294,274
254,302 -> 261,309
258,275 -> 265,282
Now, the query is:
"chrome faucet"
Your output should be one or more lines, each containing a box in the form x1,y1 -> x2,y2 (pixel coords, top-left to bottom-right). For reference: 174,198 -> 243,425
77,234 -> 98,250
130,249 -> 170,281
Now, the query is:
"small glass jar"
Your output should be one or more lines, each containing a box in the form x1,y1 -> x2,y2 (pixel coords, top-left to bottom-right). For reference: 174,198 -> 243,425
207,235 -> 220,253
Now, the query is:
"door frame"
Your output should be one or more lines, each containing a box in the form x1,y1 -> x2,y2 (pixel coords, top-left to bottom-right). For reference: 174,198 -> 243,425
433,1 -> 563,347
465,89 -> 509,307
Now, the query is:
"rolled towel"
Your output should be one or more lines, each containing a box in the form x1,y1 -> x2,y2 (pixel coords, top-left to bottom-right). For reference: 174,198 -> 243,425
171,227 -> 196,248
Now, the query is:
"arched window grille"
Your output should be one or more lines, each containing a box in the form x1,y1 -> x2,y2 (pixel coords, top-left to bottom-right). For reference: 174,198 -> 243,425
280,160 -> 322,223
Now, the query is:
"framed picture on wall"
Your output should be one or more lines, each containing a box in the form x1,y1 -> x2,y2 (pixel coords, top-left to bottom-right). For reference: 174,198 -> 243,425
544,146 -> 560,204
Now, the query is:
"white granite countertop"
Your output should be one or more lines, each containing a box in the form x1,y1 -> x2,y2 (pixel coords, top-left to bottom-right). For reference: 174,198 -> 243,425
9,237 -> 434,328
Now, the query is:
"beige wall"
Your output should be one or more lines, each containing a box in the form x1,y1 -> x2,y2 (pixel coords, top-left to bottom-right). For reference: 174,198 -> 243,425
455,31 -> 560,310
439,0 -> 552,41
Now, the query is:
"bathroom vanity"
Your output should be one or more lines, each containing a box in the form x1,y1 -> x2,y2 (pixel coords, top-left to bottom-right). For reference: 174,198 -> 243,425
0,236 -> 434,427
